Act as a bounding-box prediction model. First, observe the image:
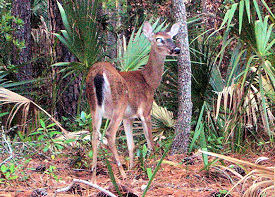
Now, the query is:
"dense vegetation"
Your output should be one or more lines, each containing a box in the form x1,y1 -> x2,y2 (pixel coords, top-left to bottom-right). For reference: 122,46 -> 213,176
0,0 -> 274,196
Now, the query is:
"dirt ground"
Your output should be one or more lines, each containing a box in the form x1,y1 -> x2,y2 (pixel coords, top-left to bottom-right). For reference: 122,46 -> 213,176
0,149 -> 274,197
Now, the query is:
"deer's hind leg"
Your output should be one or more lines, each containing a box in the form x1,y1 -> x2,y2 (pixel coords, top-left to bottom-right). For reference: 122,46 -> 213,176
105,108 -> 127,179
86,71 -> 105,182
90,106 -> 103,182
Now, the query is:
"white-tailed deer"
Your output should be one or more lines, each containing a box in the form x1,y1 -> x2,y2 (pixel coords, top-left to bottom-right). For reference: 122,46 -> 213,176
86,21 -> 180,179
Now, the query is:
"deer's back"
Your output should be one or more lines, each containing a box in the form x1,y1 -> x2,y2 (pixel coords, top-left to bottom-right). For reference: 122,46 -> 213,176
86,62 -> 154,118
86,62 -> 128,115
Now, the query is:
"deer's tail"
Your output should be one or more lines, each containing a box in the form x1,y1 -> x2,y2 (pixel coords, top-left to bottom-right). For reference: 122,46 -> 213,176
93,74 -> 104,106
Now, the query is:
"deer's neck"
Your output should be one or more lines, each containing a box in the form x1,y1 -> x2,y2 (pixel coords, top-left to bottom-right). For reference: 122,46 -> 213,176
141,47 -> 166,90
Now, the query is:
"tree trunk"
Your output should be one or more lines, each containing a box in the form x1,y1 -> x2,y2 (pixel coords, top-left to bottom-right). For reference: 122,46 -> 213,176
48,0 -> 79,120
171,0 -> 192,154
101,0 -> 122,60
12,0 -> 32,81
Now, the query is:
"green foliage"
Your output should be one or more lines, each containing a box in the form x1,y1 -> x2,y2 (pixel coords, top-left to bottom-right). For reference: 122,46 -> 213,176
53,0 -> 102,114
189,101 -> 228,154
118,18 -> 169,71
0,1 -> 36,92
0,1 -> 24,68
220,0 -> 274,34
141,144 -> 148,158
146,167 -> 153,179
190,33 -> 222,109
44,165 -> 61,182
217,1 -> 274,144
190,0 -> 274,154
254,16 -> 274,57
29,119 -> 65,153
141,141 -> 172,197
102,148 -> 122,197
0,111 -> 8,117
62,111 -> 92,131
31,0 -> 48,20
137,144 -> 149,174
75,111 -> 92,129
0,0 -> 28,91
206,135 -> 224,151
189,102 -> 209,167
215,190 -> 231,197
53,0 -> 101,75
0,163 -> 19,182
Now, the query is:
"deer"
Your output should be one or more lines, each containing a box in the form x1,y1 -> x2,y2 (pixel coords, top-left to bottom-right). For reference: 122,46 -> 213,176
86,21 -> 180,180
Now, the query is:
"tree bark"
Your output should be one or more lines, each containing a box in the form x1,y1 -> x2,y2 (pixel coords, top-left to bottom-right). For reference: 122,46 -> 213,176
101,0 -> 124,60
171,0 -> 192,154
48,0 -> 79,120
12,0 -> 32,81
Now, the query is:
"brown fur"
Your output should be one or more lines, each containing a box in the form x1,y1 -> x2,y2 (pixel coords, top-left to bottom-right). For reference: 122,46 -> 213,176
86,22 -> 180,180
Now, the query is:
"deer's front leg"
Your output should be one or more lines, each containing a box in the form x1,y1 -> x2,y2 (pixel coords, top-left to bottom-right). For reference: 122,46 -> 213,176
141,115 -> 154,150
123,119 -> 135,169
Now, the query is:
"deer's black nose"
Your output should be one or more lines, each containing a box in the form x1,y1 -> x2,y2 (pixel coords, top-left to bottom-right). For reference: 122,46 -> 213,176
173,47 -> 180,54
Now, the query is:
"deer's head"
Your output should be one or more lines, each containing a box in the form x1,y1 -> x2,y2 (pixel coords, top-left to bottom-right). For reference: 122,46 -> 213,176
143,21 -> 180,56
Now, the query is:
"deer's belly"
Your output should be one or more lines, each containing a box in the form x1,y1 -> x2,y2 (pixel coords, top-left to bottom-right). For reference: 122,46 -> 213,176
123,105 -> 138,119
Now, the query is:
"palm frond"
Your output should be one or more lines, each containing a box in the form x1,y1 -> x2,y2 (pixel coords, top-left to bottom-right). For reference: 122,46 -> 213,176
118,18 -> 169,71
221,0 -> 274,34
0,87 -> 30,131
200,150 -> 274,197
54,0 -> 101,75
255,16 -> 274,57
215,82 -> 274,141
151,101 -> 175,129
0,87 -> 67,134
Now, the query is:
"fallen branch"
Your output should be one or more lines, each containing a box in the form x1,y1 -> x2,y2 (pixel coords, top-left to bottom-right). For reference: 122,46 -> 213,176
54,179 -> 117,197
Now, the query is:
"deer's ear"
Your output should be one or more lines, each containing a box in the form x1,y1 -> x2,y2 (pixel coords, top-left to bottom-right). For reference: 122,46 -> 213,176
143,22 -> 154,39
168,23 -> 180,37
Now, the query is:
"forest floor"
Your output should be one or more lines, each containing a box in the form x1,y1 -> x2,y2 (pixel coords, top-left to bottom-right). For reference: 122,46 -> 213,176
0,146 -> 274,197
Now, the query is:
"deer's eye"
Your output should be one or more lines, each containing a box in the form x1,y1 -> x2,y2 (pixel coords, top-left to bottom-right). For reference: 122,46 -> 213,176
156,38 -> 164,43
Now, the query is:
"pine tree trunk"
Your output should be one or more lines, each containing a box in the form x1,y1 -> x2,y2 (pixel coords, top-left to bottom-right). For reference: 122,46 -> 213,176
48,0 -> 79,120
102,1 -> 118,59
171,0 -> 192,154
12,0 -> 32,81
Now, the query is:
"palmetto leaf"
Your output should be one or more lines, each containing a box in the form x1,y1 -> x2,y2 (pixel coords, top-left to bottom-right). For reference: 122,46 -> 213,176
151,101 -> 175,129
211,0 -> 274,143
0,87 -> 67,134
239,0 -> 244,34
0,68 -> 39,91
255,16 -> 274,56
0,87 -> 30,130
118,18 -> 169,71
189,102 -> 209,168
56,1 -> 72,35
214,81 -> 275,140
199,150 -> 275,197
190,0 -> 274,153
221,0 -> 273,34
54,0 -> 101,76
